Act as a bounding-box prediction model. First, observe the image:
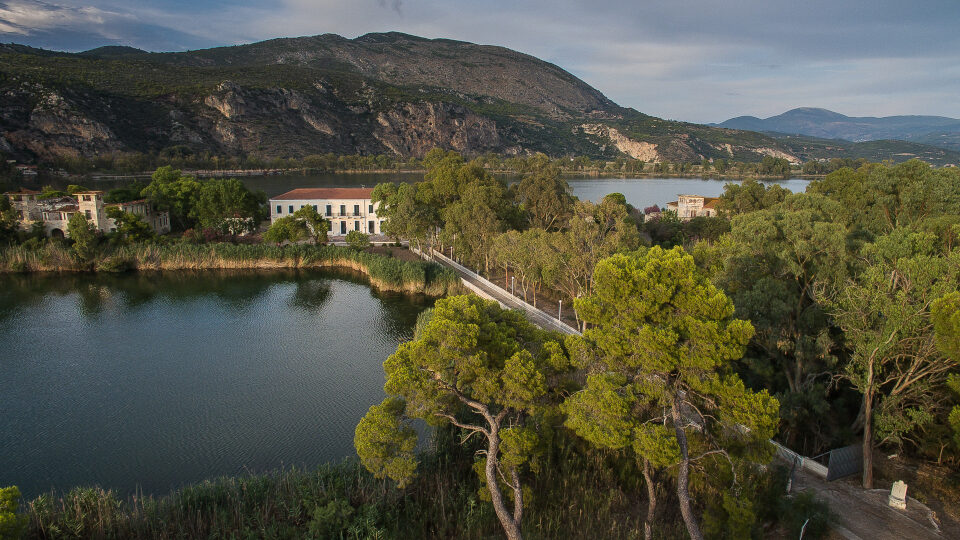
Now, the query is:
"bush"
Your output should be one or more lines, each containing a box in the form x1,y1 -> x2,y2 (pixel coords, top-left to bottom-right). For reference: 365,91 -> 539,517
781,491 -> 832,540
345,230 -> 370,251
0,486 -> 27,540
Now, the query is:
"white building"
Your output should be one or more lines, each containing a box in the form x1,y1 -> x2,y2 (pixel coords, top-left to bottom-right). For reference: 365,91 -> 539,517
665,194 -> 720,220
269,188 -> 385,237
4,189 -> 171,237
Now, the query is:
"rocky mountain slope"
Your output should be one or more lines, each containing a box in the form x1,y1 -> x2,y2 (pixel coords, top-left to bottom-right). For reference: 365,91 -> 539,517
2,33 -> 959,165
716,107 -> 960,152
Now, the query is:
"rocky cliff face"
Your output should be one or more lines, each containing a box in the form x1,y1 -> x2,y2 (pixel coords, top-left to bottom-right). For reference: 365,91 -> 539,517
2,33 -> 957,165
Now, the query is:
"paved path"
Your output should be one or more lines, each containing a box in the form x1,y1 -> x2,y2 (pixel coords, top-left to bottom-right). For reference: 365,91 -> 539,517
791,464 -> 945,539
418,248 -> 580,335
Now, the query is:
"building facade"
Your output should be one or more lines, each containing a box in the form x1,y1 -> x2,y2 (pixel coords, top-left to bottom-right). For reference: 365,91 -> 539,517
665,194 -> 719,220
5,189 -> 171,237
269,188 -> 384,236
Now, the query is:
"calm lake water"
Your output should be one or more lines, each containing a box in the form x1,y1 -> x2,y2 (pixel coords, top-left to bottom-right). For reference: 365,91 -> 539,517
0,270 -> 431,499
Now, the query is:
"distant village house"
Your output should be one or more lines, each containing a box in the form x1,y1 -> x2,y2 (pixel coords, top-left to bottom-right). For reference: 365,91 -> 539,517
269,188 -> 384,237
665,194 -> 719,220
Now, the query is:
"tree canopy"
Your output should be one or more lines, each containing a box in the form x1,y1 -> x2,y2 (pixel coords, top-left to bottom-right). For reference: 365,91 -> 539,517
564,247 -> 778,539
355,295 -> 573,540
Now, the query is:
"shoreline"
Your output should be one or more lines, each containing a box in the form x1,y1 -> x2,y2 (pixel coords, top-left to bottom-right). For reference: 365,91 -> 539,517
27,167 -> 820,183
0,243 -> 462,297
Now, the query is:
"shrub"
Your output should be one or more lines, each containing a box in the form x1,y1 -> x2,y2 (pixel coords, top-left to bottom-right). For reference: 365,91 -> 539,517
345,230 -> 370,251
0,486 -> 27,540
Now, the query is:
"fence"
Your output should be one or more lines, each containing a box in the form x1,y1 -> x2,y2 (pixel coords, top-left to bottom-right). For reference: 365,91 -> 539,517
412,246 -> 580,336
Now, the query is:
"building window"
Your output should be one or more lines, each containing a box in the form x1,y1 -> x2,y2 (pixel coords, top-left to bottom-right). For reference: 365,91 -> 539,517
368,220 -> 375,233
276,205 -> 282,214
82,195 -> 91,202
288,205 -> 294,214
354,204 -> 360,215
340,204 -> 346,216
325,204 -> 331,217
354,220 -> 359,231
327,221 -> 332,231
312,205 -> 317,211
340,221 -> 346,234
85,209 -> 91,219
368,204 -> 374,213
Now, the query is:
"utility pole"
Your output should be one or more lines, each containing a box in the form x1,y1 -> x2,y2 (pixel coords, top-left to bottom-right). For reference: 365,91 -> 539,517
511,276 -> 515,295
558,299 -> 562,321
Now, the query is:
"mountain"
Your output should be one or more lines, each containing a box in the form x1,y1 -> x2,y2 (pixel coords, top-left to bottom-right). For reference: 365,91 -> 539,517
2,34 -> 959,165
715,107 -> 960,151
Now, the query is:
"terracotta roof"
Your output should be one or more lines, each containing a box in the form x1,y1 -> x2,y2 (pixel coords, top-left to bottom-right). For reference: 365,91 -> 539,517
4,188 -> 40,195
74,191 -> 105,195
702,197 -> 720,209
271,188 -> 374,201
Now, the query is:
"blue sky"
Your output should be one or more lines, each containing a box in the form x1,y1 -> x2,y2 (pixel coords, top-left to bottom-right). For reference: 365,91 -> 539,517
2,0 -> 959,124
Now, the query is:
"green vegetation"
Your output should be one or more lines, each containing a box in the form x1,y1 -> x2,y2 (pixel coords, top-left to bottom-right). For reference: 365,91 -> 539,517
564,247 -> 778,539
345,230 -> 370,251
356,295 -> 574,539
0,486 -> 26,540
5,154 -> 960,537
65,213 -> 98,265
264,206 -> 328,245
0,243 -> 459,296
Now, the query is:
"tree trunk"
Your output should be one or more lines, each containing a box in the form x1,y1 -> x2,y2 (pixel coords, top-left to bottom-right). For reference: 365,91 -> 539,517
862,376 -> 874,489
511,467 -> 524,526
485,427 -> 523,540
672,400 -> 704,540
642,458 -> 657,540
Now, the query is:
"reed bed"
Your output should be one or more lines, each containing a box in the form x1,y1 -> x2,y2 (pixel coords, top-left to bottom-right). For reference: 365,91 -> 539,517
0,243 -> 461,296
18,429 -> 667,540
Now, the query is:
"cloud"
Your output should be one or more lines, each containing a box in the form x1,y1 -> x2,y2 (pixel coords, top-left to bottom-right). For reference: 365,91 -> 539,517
0,1 -> 125,32
376,0 -> 401,16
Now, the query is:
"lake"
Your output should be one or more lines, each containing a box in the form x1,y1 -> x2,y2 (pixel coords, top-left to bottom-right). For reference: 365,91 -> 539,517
75,172 -> 811,209
230,173 -> 810,209
0,270 -> 432,499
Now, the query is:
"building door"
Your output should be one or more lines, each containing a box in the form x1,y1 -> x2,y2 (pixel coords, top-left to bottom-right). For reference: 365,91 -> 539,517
340,221 -> 346,234
368,220 -> 375,234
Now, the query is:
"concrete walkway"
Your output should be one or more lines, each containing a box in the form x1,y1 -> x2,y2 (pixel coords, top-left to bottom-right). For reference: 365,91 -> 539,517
792,467 -> 945,539
418,248 -> 580,335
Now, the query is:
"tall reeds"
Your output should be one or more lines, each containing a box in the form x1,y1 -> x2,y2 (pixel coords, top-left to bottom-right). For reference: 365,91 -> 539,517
0,243 -> 461,296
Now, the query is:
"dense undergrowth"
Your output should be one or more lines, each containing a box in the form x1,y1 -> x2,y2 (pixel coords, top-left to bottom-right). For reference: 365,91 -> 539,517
16,427 -> 828,540
0,243 -> 460,296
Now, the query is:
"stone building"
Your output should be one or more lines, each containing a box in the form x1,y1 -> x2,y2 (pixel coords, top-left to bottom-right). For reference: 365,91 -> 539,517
5,189 -> 171,237
665,194 -> 720,220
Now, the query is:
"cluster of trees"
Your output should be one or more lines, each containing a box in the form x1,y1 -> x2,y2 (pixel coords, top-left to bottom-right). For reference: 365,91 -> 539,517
372,150 -> 641,326
139,166 -> 266,236
701,160 -> 960,488
801,157 -> 870,175
356,248 -> 780,539
362,155 -> 960,536
20,145 -> 807,180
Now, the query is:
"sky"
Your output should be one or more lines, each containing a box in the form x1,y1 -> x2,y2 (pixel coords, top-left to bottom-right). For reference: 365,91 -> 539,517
1,0 -> 959,124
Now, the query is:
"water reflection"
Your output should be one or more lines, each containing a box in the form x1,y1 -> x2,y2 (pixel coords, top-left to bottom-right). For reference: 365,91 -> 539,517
0,269 -> 432,499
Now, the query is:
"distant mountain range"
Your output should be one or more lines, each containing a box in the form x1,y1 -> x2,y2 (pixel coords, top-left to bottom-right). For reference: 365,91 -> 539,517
2,33 -> 959,165
714,108 -> 960,152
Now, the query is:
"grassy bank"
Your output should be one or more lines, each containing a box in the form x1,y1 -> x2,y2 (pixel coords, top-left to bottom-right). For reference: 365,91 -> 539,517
0,243 -> 461,297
